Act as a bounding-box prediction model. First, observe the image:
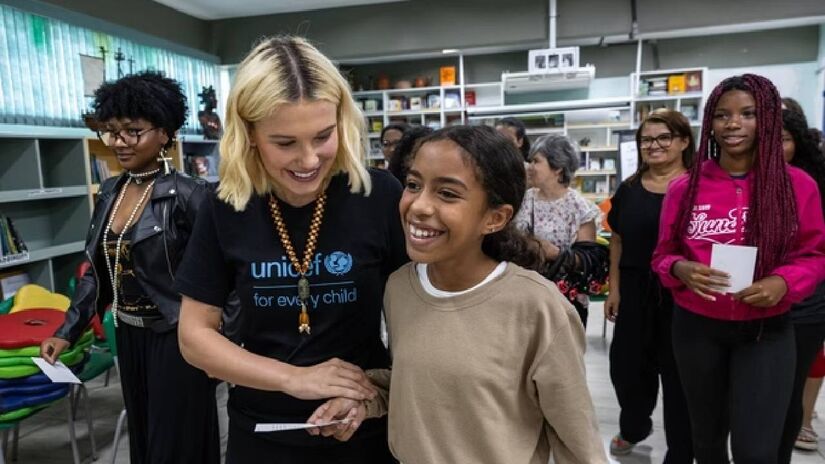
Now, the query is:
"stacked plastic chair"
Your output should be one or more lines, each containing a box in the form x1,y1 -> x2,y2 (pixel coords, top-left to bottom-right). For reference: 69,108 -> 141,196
0,286 -> 93,464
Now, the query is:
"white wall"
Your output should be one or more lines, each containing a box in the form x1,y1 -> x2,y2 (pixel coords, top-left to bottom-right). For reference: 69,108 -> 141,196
707,62 -> 819,126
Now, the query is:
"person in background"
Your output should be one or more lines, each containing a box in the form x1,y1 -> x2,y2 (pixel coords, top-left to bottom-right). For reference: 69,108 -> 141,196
387,125 -> 433,185
495,116 -> 532,163
778,108 -> 825,460
40,71 -> 218,464
605,110 -> 694,461
381,123 -> 408,167
515,134 -> 601,327
310,125 -> 608,464
174,36 -> 406,463
652,74 -> 825,463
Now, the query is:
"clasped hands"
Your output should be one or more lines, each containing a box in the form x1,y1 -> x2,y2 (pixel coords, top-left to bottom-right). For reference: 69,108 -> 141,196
290,357 -> 373,441
672,260 -> 787,307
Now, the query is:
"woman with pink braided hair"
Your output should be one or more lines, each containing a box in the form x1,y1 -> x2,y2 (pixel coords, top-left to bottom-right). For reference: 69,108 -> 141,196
652,74 -> 825,463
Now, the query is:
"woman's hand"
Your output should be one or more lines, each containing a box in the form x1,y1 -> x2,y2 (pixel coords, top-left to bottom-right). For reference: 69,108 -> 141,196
604,291 -> 620,322
734,276 -> 788,307
672,260 -> 730,301
307,397 -> 366,441
39,337 -> 71,365
284,358 -> 377,401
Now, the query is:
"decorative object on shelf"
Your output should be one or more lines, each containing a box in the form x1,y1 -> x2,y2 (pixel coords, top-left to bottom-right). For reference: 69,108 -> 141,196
439,66 -> 456,86
426,93 -> 441,109
667,74 -> 686,95
377,74 -> 391,90
464,90 -> 476,107
528,46 -> 579,73
578,137 -> 591,147
409,97 -> 422,111
443,91 -> 461,109
364,99 -> 379,112
685,71 -> 702,92
413,76 -> 431,88
388,98 -> 404,112
197,86 -> 222,140
395,80 -> 412,89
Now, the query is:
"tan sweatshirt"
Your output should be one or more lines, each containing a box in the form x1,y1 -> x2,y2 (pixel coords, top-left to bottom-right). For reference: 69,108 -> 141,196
367,262 -> 607,464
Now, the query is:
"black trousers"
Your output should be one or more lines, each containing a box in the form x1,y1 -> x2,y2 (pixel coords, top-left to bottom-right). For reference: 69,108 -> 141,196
778,321 -> 825,463
116,323 -> 220,464
671,306 -> 795,464
225,416 -> 396,464
609,269 -> 693,463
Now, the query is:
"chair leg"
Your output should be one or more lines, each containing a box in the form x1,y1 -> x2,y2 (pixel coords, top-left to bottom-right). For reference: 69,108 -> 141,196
10,425 -> 18,462
103,368 -> 111,387
602,313 -> 608,338
1,428 -> 8,464
80,385 -> 98,460
111,409 -> 127,464
66,395 -> 81,464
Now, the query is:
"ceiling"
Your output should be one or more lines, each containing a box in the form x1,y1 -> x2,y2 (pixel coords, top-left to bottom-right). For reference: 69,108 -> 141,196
153,0 -> 409,19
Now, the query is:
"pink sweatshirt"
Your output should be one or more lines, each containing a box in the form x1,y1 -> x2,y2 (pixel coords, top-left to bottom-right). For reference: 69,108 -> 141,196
652,160 -> 825,321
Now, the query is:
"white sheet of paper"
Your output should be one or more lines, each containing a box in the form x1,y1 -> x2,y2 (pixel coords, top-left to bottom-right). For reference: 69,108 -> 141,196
710,244 -> 758,293
31,358 -> 81,384
255,419 -> 348,432
619,140 -> 638,181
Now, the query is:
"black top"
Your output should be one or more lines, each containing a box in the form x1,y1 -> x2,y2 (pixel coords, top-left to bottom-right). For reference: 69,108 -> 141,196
175,169 -> 407,445
102,226 -> 159,317
607,176 -> 666,270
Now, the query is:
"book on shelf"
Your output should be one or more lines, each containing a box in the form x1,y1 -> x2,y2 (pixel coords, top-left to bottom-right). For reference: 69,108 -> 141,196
0,270 -> 30,300
0,215 -> 28,262
667,74 -> 686,94
685,71 -> 702,92
90,155 -> 113,184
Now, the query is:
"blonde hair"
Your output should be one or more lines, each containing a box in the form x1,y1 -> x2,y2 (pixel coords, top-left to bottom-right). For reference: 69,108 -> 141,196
218,36 -> 371,211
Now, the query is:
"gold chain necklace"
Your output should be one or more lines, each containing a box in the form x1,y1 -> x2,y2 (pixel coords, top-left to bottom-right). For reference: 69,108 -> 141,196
268,193 -> 327,334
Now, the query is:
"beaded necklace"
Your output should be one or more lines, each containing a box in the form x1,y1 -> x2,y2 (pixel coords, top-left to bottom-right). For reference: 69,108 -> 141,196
268,193 -> 327,334
103,175 -> 157,327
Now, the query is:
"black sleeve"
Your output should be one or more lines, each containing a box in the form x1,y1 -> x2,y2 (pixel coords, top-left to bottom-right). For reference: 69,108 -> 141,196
174,192 -> 232,307
607,181 -> 626,236
54,183 -> 116,343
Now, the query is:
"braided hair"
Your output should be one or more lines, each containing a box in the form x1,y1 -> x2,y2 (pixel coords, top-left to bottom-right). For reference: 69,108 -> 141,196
673,74 -> 797,279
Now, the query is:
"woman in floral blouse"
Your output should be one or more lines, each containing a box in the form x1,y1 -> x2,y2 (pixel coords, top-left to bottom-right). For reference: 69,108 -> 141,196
516,134 -> 602,327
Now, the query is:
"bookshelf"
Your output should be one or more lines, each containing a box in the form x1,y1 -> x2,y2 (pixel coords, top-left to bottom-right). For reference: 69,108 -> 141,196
353,85 -> 466,166
630,67 -> 708,129
0,128 -> 91,294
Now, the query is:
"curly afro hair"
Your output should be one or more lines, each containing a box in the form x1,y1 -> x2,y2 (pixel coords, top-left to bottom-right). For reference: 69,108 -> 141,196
93,71 -> 188,148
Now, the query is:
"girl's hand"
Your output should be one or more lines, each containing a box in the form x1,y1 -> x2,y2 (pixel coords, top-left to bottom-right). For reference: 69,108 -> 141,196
604,291 -> 620,322
284,358 -> 377,401
672,260 -> 730,301
734,276 -> 788,307
40,337 -> 71,365
307,397 -> 365,441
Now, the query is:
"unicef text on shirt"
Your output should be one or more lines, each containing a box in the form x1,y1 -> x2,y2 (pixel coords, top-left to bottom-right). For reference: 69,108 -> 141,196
250,252 -> 354,279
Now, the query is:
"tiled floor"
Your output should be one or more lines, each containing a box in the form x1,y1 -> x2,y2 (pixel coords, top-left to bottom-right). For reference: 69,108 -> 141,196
4,303 -> 825,463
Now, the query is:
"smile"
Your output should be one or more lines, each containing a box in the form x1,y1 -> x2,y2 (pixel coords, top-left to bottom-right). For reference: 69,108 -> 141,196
409,223 -> 444,239
288,168 -> 320,182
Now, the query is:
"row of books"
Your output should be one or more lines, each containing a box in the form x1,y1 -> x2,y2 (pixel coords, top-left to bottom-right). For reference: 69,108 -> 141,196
0,215 -> 27,259
90,155 -> 114,184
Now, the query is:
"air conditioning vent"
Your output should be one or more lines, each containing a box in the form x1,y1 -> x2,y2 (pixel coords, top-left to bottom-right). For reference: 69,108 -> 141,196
502,66 -> 595,94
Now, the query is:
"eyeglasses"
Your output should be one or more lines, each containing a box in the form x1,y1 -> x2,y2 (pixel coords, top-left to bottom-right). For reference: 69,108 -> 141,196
381,140 -> 399,148
639,133 -> 677,149
96,127 -> 158,147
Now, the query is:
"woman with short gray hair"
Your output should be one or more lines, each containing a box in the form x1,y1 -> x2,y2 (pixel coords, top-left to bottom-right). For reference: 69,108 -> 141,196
515,134 -> 601,327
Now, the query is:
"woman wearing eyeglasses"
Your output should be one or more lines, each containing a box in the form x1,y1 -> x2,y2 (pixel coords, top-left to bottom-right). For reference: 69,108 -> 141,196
380,123 -> 407,167
39,71 -> 219,464
605,110 -> 694,461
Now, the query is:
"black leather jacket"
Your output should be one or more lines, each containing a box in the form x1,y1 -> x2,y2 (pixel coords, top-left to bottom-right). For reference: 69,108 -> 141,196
55,170 -> 208,343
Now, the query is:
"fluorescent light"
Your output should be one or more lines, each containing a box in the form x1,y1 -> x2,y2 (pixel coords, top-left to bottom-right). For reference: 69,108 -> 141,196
442,49 -> 460,54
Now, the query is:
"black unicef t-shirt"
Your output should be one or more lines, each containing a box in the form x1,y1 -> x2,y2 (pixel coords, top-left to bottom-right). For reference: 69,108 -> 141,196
175,169 -> 407,444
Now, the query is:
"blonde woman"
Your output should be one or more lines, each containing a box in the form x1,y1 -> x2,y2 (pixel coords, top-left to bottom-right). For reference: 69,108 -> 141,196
175,36 -> 407,463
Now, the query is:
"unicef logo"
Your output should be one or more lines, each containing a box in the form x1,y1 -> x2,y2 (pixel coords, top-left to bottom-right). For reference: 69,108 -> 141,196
324,252 -> 353,276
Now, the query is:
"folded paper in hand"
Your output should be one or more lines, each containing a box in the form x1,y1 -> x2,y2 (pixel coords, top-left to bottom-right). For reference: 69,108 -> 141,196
710,244 -> 757,294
